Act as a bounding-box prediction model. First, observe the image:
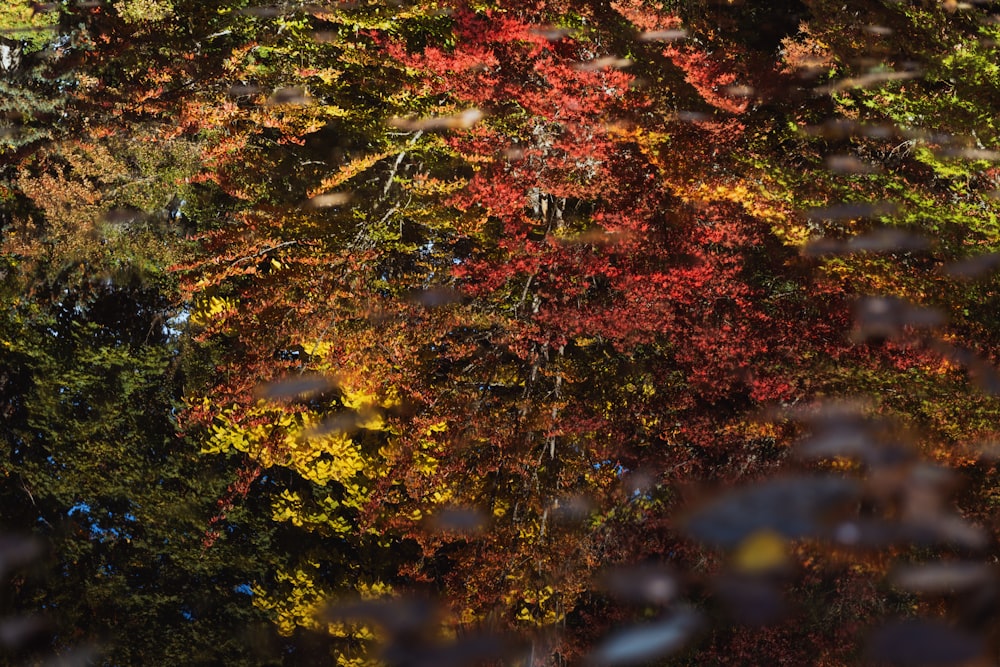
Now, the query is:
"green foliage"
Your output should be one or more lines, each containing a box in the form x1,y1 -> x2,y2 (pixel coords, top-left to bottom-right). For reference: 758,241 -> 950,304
0,0 -> 58,52
0,79 -> 61,153
113,0 -> 176,23
855,23 -> 1000,143
0,275 -> 293,664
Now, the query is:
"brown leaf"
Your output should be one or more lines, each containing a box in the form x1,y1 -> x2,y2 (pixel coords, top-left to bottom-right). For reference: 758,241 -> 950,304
0,615 -> 48,648
305,191 -> 353,208
573,56 -> 633,71
853,296 -> 945,341
638,29 -> 688,41
898,515 -> 988,550
722,84 -> 755,98
795,425 -> 883,460
890,563 -> 996,594
266,87 -> 312,106
805,201 -> 898,221
320,596 -> 437,637
227,84 -> 264,97
381,633 -> 519,667
780,401 -> 893,462
713,573 -> 787,625
0,535 -> 43,579
815,69 -> 921,94
425,507 -> 488,534
388,109 -> 484,131
40,644 -> 102,667
238,5 -> 287,16
846,228 -> 929,253
804,228 -> 929,256
253,374 -> 337,402
405,286 -> 466,308
803,119 -> 899,140
825,154 -> 883,174
103,208 -> 146,226
550,494 -> 595,523
676,110 -> 712,123
942,252 -> 1000,279
559,228 -> 634,246
529,26 -> 574,40
299,408 -> 377,440
598,564 -> 678,605
935,147 -> 1000,161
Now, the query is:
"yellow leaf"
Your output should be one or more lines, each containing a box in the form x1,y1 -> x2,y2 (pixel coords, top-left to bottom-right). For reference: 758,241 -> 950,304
733,530 -> 788,573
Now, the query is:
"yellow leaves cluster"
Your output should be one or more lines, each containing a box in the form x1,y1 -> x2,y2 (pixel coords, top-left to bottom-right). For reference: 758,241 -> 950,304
253,565 -> 342,637
308,150 -> 395,198
491,499 -> 510,518
720,417 -> 781,442
256,572 -> 396,666
680,181 -> 788,225
249,103 -> 349,145
287,428 -> 367,488
272,490 -> 353,533
608,124 -> 670,153
403,174 -> 469,197
513,585 -> 566,626
203,409 -> 277,461
203,367 -> 458,537
190,295 -> 237,328
733,530 -> 789,573
204,398 -> 374,493
202,343 -> 474,638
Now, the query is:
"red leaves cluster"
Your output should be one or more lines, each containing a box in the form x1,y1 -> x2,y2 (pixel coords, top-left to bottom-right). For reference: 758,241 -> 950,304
177,0 -> 875,660
351,2 -> 860,647
663,44 -> 752,115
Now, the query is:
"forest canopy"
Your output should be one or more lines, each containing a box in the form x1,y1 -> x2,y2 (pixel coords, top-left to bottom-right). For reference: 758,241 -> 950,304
4,0 -> 1000,665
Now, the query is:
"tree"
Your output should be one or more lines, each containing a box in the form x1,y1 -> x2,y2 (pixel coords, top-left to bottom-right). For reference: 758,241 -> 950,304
172,0 -> 875,661
0,3 -> 306,663
0,263 -> 306,665
181,0 -> 1000,662
7,0 -> 1000,663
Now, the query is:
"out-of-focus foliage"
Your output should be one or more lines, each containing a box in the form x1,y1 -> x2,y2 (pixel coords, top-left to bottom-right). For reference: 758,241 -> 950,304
7,0 -> 1000,664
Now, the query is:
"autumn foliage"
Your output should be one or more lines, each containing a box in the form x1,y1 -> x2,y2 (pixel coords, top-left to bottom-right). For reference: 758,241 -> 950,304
6,0 -> 1000,664
162,0 -> 1000,663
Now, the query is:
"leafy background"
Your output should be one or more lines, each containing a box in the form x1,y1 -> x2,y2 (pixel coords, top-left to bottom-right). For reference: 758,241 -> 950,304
4,0 -> 1000,665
